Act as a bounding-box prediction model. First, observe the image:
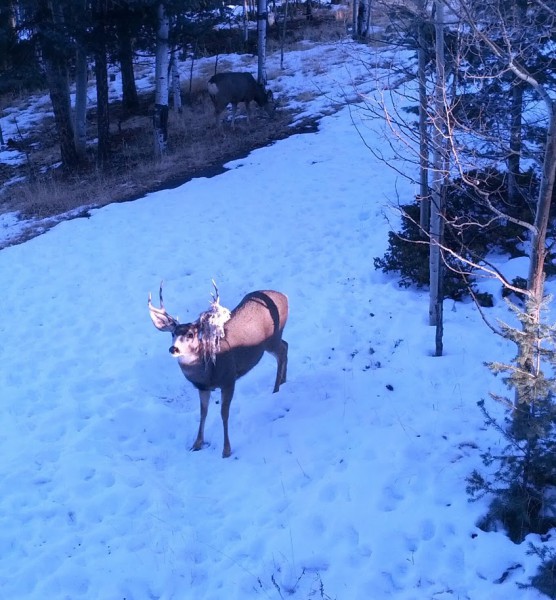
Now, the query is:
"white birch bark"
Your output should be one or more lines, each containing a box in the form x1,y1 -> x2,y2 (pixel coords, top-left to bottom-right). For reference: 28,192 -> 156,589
257,0 -> 267,85
153,2 -> 169,158
429,0 -> 447,354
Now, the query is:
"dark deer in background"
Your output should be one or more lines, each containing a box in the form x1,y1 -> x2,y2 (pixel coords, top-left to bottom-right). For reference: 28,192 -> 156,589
148,284 -> 288,458
207,72 -> 275,128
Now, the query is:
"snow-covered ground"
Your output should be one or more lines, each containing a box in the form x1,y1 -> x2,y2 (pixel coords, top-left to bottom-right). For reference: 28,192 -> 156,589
0,39 -> 552,599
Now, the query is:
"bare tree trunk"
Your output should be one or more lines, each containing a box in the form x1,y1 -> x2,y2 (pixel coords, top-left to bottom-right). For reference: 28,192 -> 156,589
257,0 -> 268,85
429,0 -> 447,356
153,2 -> 169,159
117,18 -> 139,112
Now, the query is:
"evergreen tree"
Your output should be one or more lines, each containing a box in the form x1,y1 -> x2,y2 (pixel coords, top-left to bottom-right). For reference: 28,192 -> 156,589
468,297 -> 556,543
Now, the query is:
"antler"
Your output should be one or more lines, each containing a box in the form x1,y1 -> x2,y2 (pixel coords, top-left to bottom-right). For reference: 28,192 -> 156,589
148,281 -> 180,332
210,279 -> 220,305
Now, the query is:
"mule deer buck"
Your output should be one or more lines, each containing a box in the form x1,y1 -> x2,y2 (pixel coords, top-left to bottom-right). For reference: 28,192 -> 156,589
148,283 -> 288,458
207,72 -> 275,128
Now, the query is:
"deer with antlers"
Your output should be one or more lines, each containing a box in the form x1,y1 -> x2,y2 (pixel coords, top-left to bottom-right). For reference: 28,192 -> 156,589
148,283 -> 288,458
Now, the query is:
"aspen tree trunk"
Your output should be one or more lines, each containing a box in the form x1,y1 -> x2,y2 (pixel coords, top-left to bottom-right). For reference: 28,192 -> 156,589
257,0 -> 268,85
153,2 -> 169,159
429,0 -> 447,357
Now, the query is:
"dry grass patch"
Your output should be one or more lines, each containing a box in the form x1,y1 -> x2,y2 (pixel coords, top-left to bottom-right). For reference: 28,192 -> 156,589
293,90 -> 320,104
2,89 -> 299,227
299,56 -> 330,77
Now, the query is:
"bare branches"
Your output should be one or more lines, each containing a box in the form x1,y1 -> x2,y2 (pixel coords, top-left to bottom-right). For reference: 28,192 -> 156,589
533,0 -> 556,18
445,0 -> 555,111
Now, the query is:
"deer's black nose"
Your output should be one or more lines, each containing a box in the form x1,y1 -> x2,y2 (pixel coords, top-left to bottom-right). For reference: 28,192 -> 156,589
169,346 -> 178,355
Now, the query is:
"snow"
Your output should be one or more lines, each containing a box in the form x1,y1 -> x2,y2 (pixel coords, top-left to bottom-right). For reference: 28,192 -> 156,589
0,40 -> 552,599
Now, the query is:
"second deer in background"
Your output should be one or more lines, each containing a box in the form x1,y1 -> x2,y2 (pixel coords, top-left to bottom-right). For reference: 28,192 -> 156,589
207,72 -> 275,128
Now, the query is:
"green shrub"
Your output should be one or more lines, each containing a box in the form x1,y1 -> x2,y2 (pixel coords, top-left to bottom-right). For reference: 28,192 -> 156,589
373,168 -> 553,302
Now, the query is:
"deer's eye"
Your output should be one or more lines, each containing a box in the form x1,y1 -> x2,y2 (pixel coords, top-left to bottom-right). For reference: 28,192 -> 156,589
186,331 -> 195,340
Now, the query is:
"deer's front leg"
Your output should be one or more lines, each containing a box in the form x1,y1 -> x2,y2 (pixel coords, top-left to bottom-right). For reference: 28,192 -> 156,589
220,384 -> 235,458
192,389 -> 210,451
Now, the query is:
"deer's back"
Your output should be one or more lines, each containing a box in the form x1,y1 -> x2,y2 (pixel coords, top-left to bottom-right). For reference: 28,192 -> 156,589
225,290 -> 288,347
208,72 -> 263,105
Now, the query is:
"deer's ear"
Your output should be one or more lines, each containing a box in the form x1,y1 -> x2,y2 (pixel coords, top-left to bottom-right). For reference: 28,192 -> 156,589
148,290 -> 179,332
149,309 -> 178,332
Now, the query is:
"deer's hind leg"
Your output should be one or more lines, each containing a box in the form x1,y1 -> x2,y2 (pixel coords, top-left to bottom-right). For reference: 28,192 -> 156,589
220,384 -> 235,458
270,338 -> 288,393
